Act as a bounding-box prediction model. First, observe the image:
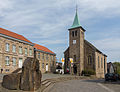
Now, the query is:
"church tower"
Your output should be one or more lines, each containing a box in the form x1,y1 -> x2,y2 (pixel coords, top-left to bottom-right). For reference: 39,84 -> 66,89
68,10 -> 85,75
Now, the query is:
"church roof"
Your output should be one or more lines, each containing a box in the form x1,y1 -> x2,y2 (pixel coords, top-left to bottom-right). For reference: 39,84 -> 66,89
85,40 -> 107,57
70,11 -> 81,29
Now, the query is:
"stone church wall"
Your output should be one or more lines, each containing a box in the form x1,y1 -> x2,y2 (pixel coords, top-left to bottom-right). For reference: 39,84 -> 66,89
84,40 -> 95,71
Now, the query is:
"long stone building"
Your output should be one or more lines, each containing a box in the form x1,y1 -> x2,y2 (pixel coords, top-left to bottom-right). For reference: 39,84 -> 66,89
0,27 -> 56,74
34,43 -> 56,73
64,11 -> 107,78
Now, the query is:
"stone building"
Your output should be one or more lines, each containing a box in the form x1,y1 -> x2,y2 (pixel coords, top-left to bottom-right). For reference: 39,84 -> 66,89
0,28 -> 56,74
64,11 -> 107,78
107,62 -> 117,74
0,28 -> 34,73
34,43 -> 56,73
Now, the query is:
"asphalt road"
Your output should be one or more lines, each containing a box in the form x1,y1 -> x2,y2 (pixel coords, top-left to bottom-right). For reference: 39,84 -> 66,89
48,79 -> 120,92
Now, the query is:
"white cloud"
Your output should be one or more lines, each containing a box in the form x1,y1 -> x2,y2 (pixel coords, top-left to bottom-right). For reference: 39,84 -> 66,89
92,37 -> 120,62
0,0 -> 120,61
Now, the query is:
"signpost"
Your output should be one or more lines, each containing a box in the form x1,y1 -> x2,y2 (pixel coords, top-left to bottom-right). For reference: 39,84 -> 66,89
69,58 -> 73,67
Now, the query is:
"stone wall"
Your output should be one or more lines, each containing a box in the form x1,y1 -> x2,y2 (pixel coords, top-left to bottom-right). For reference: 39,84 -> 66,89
84,40 -> 95,71
64,48 -> 70,73
69,27 -> 85,75
95,51 -> 106,78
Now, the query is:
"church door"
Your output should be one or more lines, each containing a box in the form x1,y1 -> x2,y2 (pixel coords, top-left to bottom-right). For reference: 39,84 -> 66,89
73,64 -> 77,74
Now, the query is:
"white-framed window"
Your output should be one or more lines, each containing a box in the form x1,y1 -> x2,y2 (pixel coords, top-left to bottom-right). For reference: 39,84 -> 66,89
29,49 -> 32,56
5,56 -> 9,65
12,45 -> 16,53
6,43 -> 9,51
25,48 -> 27,55
12,57 -> 16,66
38,52 -> 40,59
19,46 -> 22,54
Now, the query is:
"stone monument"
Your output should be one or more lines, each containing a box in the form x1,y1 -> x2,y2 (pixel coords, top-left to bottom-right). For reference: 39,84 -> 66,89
2,57 -> 42,91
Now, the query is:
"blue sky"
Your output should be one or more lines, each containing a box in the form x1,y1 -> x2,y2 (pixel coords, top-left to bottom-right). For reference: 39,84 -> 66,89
0,0 -> 120,62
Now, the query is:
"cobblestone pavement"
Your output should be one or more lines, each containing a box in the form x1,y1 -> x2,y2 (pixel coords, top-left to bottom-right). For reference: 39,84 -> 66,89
0,73 -> 120,92
47,79 -> 120,92
0,73 -> 74,82
41,73 -> 75,81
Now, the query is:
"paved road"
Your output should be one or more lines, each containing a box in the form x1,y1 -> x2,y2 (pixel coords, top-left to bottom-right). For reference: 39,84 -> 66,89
48,79 -> 120,92
0,73 -> 120,92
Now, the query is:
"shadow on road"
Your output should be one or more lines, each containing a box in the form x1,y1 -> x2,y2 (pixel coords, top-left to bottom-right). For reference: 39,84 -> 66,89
83,79 -> 120,85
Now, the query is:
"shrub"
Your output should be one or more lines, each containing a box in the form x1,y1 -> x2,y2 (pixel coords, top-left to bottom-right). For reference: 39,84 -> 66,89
82,69 -> 95,76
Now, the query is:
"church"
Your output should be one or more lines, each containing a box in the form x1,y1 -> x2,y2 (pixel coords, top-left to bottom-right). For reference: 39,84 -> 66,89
64,10 -> 107,78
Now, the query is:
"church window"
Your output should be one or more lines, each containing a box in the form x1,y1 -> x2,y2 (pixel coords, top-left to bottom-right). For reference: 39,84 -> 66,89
72,31 -> 74,37
101,57 -> 103,68
98,56 -> 100,68
75,30 -> 77,36
88,56 -> 92,65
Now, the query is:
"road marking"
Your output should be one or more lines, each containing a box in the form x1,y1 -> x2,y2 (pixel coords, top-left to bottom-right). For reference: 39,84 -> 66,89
97,83 -> 115,92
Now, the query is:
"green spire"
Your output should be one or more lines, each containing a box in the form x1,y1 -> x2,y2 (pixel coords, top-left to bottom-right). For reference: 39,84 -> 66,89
70,10 -> 81,29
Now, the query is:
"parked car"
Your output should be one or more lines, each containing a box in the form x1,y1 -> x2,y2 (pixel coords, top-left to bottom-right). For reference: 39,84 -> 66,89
105,73 -> 118,81
56,65 -> 64,74
115,74 -> 119,80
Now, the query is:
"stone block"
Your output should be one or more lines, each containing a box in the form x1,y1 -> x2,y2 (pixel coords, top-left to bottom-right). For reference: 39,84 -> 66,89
2,73 -> 21,90
20,57 -> 42,91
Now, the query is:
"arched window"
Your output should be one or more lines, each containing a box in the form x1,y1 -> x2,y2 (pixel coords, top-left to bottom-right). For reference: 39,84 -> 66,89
75,30 -> 77,36
72,31 -> 74,37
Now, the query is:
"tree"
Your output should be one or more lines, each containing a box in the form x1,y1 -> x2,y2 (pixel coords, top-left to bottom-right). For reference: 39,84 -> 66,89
113,62 -> 120,74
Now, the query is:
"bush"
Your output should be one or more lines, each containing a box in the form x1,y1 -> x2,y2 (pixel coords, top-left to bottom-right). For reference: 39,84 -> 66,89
113,62 -> 120,75
82,69 -> 95,76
